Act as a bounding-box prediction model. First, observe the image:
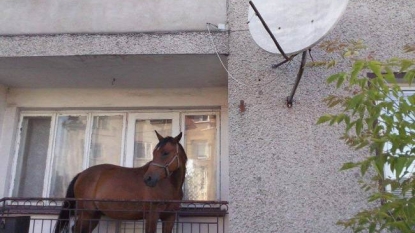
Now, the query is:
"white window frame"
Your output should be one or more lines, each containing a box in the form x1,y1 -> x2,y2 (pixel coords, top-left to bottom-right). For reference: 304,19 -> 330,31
10,111 -> 127,197
9,112 -> 55,197
181,111 -> 221,200
125,112 -> 180,167
9,109 -> 224,200
383,89 -> 415,195
45,112 -> 89,197
87,113 -> 127,167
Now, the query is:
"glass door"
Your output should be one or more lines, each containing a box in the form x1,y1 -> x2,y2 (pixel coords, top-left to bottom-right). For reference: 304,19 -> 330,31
125,113 -> 180,167
182,113 -> 219,200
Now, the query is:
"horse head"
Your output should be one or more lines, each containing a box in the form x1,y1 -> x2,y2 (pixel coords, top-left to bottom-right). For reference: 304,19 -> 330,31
143,131 -> 185,187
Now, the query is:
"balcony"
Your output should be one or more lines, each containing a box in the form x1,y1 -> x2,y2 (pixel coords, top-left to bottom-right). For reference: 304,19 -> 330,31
0,197 -> 228,233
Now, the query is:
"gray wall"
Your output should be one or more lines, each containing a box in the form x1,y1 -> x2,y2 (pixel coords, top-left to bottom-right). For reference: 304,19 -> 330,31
0,85 -> 6,137
0,0 -> 227,35
0,86 -> 17,197
227,0 -> 415,232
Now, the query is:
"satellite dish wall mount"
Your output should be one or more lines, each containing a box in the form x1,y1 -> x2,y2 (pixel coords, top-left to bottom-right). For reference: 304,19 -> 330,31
248,0 -> 349,108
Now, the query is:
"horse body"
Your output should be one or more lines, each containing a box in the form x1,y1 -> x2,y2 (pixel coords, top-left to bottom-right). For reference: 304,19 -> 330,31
54,132 -> 186,233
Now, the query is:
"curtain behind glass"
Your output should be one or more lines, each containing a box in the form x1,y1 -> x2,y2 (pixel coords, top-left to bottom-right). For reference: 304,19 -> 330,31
49,116 -> 86,197
133,119 -> 172,167
89,115 -> 123,166
14,117 -> 51,197
184,115 -> 217,200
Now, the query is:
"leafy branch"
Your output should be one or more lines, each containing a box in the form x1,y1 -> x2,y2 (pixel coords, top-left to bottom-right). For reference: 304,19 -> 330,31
317,44 -> 415,232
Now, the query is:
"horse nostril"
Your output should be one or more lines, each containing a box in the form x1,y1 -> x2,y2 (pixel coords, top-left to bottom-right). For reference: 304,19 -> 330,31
145,176 -> 152,182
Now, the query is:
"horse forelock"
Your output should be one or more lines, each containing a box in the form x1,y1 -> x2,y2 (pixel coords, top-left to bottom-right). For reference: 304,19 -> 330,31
155,137 -> 173,150
154,136 -> 187,164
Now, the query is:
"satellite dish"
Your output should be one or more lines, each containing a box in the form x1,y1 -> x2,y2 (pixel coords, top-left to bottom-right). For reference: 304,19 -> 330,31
247,0 -> 349,108
248,0 -> 349,55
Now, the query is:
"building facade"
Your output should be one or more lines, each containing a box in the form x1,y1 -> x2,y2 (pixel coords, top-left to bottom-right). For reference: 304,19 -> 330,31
0,0 -> 414,232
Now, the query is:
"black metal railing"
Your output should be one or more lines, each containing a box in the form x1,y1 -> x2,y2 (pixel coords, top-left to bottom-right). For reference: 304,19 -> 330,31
0,198 -> 228,233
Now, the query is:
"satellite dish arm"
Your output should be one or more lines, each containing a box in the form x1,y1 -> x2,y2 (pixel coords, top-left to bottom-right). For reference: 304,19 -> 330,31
249,1 -> 289,60
286,50 -> 307,108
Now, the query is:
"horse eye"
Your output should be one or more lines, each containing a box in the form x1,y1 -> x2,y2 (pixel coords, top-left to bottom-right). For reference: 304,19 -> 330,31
162,152 -> 169,157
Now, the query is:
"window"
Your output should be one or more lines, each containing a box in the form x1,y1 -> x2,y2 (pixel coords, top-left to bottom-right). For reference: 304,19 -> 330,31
11,110 -> 220,200
184,114 -> 218,200
13,116 -> 52,197
126,114 -> 176,168
382,90 -> 415,197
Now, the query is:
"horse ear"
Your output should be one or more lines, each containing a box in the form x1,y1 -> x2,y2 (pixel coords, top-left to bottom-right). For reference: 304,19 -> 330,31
174,132 -> 182,143
155,130 -> 164,141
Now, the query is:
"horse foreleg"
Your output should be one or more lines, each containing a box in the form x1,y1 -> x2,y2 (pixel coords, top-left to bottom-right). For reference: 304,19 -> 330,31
145,212 -> 160,233
161,214 -> 177,233
72,211 -> 101,233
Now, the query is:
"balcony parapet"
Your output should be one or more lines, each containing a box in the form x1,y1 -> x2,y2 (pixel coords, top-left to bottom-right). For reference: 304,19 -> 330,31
0,31 -> 229,57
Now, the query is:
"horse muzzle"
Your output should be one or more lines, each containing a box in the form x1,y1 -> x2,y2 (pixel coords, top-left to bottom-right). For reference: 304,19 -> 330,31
144,174 -> 160,187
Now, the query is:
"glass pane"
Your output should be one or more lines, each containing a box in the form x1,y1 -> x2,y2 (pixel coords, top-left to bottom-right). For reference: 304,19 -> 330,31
383,91 -> 415,196
383,91 -> 415,179
49,116 -> 87,197
184,115 -> 217,200
14,117 -> 51,197
133,119 -> 172,167
89,115 -> 124,166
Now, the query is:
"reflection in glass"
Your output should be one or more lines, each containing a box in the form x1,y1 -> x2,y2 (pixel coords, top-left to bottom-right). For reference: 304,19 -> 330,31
14,117 -> 51,197
184,115 -> 217,200
89,115 -> 123,166
49,116 -> 86,197
133,119 -> 172,167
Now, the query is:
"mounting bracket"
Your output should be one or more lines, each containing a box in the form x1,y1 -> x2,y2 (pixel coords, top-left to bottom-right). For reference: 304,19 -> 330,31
249,1 -> 308,108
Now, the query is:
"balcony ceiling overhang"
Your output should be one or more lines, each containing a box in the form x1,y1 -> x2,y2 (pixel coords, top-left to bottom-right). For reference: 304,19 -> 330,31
0,54 -> 228,89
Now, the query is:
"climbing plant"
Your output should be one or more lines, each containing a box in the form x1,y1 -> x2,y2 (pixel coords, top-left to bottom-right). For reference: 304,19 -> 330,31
317,43 -> 415,232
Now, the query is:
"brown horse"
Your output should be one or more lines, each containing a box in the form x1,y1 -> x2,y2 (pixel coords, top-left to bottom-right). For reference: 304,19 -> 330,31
54,131 -> 187,233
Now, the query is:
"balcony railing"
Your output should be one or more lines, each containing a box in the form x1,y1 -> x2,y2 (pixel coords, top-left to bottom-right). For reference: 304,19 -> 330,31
0,198 -> 228,233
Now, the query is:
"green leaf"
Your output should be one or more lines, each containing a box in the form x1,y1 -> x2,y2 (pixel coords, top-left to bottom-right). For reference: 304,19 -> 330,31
400,59 -> 414,72
384,66 -> 397,83
355,140 -> 369,151
327,60 -> 337,68
355,119 -> 363,135
328,98 -> 343,108
389,221 -> 412,233
336,73 -> 345,88
317,115 -> 333,124
394,157 -> 407,180
340,162 -> 360,171
403,70 -> 415,85
374,155 -> 386,177
343,50 -> 352,58
368,60 -> 383,78
368,223 -> 376,233
351,60 -> 365,80
327,73 -> 346,85
360,159 -> 371,176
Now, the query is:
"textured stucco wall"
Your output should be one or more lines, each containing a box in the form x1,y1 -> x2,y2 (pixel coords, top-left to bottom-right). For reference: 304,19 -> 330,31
227,0 -> 415,232
0,32 -> 228,57
0,0 -> 227,35
0,0 -> 413,231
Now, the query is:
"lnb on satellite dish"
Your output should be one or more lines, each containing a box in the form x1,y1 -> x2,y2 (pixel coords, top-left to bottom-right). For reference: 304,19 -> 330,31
248,0 -> 349,55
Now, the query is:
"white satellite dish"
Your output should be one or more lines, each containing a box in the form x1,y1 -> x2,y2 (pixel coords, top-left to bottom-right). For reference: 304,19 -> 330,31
248,0 -> 349,55
247,0 -> 349,107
